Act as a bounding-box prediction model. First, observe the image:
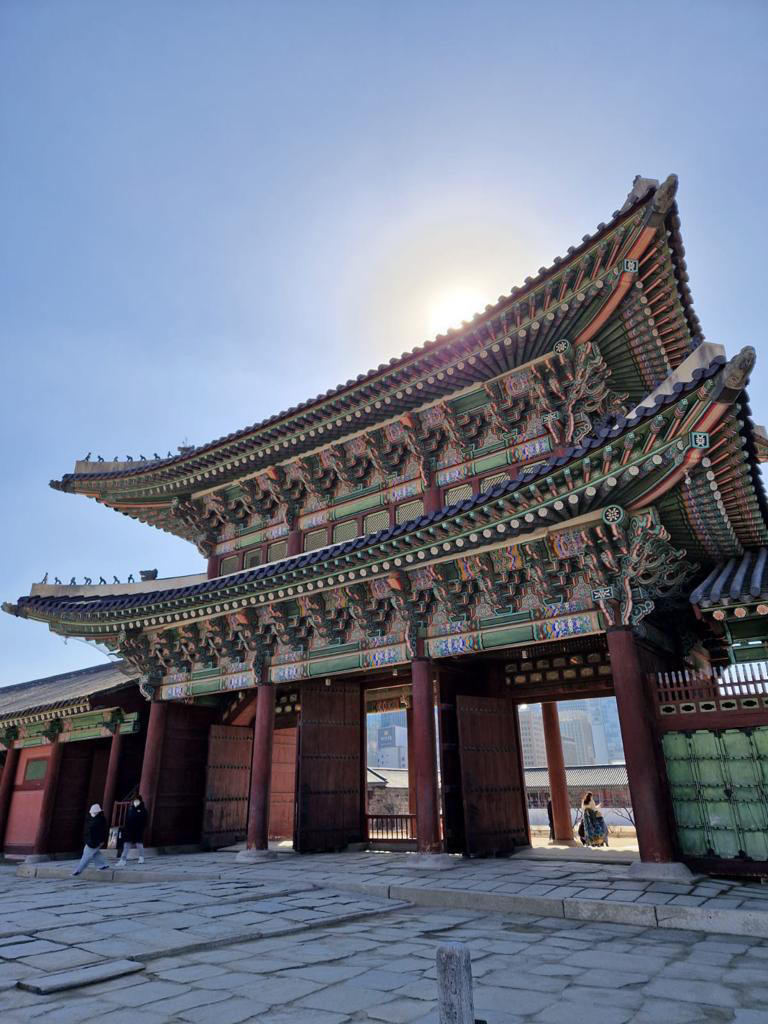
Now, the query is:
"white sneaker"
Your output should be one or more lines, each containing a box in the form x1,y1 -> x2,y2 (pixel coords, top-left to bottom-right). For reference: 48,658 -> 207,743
138,856 -> 144,864
115,859 -> 126,867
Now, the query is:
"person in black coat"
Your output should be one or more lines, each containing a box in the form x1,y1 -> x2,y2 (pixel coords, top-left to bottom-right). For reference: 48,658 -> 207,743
72,804 -> 110,876
116,795 -> 148,866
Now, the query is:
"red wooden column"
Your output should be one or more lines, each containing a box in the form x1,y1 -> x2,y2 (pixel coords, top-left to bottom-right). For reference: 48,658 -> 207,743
139,701 -> 168,844
101,725 -> 123,828
411,657 -> 441,854
32,739 -> 63,857
423,484 -> 441,516
607,627 -> 676,863
542,702 -> 572,841
286,531 -> 302,557
246,682 -> 275,850
0,745 -> 20,852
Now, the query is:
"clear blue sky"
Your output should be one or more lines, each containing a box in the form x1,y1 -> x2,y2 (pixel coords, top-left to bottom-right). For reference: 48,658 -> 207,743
1,0 -> 766,685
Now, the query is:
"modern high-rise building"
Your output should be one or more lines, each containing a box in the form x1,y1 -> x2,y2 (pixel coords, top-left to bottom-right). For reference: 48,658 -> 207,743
559,710 -> 596,765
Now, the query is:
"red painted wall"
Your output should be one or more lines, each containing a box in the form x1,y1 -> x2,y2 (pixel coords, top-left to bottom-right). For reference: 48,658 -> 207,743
4,747 -> 49,855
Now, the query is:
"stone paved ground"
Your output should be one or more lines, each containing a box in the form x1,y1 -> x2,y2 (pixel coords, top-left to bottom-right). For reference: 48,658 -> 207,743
2,854 -> 768,1022
21,848 -> 768,918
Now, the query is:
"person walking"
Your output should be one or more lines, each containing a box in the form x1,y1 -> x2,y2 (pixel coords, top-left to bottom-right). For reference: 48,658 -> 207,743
546,797 -> 554,842
72,804 -> 110,876
116,794 -> 148,866
581,791 -> 609,847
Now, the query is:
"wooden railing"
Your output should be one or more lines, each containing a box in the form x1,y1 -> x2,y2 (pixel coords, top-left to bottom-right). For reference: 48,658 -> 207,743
365,813 -> 417,842
655,664 -> 768,705
111,801 -> 131,828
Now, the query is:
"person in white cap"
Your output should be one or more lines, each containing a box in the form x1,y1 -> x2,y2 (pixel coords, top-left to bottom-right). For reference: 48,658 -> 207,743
72,804 -> 110,876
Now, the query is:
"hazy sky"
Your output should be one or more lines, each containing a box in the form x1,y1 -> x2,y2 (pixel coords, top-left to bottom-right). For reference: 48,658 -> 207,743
1,0 -> 766,685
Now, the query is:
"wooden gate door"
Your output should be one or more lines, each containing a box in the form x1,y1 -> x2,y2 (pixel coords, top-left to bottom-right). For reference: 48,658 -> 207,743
295,680 -> 363,853
202,725 -> 253,849
269,726 -> 297,840
456,695 -> 528,856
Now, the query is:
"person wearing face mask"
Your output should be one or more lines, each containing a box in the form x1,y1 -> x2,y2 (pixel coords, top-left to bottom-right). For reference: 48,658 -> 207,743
72,804 -> 110,876
116,794 -> 148,866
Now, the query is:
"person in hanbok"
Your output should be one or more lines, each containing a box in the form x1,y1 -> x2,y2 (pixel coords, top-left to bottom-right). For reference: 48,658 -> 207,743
581,792 -> 609,847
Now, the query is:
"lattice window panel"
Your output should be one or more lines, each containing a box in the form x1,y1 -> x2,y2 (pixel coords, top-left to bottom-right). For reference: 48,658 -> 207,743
333,519 -> 358,543
482,473 -> 509,492
445,483 -> 473,506
267,540 -> 288,563
364,509 -> 390,535
244,549 -> 262,569
304,528 -> 328,552
220,555 -> 240,576
396,499 -> 424,524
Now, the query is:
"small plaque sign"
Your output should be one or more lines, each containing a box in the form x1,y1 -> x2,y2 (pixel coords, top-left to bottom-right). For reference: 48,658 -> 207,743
689,431 -> 710,449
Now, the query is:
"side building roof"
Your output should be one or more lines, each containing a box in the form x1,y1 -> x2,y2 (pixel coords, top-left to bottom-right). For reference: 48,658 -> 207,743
0,661 -> 136,724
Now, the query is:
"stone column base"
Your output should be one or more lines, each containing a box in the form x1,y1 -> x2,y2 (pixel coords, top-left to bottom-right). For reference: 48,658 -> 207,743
407,854 -> 458,870
627,860 -> 698,882
235,848 -> 278,863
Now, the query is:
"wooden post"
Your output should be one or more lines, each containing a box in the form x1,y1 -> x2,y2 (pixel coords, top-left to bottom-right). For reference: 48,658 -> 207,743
246,683 -> 275,850
406,705 -> 417,815
542,702 -> 572,841
139,700 -> 168,844
437,942 -> 475,1024
0,745 -> 19,852
412,657 -> 441,853
207,554 -> 218,579
423,484 -> 441,516
32,740 -> 63,856
287,529 -> 302,557
607,626 -> 676,863
102,725 -> 123,827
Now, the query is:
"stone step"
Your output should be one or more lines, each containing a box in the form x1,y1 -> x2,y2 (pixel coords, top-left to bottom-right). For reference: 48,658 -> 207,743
18,958 -> 144,994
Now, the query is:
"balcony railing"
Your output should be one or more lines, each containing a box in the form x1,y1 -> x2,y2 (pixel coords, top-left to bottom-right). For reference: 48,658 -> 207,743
365,813 -> 417,842
654,663 -> 768,718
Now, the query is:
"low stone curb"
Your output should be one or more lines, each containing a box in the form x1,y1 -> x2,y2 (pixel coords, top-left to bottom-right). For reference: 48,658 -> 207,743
18,860 -> 768,939
18,958 -> 145,994
17,863 -> 227,883
346,881 -> 768,938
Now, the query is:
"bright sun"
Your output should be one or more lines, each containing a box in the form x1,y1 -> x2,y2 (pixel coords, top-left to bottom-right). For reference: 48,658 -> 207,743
427,286 -> 488,339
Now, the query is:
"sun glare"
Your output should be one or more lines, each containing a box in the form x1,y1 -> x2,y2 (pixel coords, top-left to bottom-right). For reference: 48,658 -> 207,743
427,286 -> 488,339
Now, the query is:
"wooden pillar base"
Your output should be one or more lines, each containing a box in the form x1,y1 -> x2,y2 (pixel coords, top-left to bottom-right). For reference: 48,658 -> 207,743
246,683 -> 275,850
139,701 -> 168,846
32,741 -> 63,856
0,746 -> 20,851
542,702 -> 572,842
412,657 -> 441,854
102,727 -> 123,827
607,626 -> 676,863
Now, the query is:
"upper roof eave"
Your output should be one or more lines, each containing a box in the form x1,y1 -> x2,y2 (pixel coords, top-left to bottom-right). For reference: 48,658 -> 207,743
52,174 -> 694,496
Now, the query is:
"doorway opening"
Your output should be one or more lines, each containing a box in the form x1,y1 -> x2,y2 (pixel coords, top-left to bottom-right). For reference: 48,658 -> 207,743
518,696 -> 637,852
364,683 -> 415,849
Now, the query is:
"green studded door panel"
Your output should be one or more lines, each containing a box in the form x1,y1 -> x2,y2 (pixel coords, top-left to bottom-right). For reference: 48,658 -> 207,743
662,727 -> 768,863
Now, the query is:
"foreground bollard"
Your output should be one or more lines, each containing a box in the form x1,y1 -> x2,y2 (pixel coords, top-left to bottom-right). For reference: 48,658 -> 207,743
437,942 -> 476,1024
